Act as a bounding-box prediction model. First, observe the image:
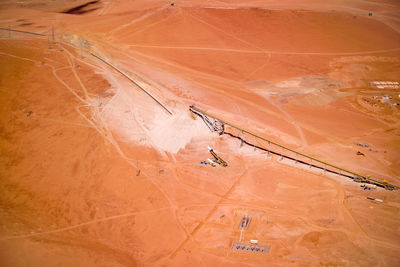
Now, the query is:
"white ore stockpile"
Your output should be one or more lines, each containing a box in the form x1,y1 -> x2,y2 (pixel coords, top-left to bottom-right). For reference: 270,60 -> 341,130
92,76 -> 210,154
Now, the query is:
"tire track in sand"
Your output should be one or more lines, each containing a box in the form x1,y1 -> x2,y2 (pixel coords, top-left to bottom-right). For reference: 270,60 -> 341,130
169,162 -> 248,259
264,95 -> 308,148
128,44 -> 400,56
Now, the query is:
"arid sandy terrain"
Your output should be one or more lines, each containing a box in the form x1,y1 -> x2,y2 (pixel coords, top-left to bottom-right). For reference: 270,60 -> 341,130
1,0 -> 400,266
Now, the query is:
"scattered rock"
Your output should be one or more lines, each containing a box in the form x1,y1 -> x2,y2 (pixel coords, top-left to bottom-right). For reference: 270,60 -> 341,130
356,151 -> 365,156
355,142 -> 369,147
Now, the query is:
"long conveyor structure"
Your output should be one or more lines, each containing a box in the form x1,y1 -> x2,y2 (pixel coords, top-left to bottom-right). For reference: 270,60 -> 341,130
189,105 -> 399,191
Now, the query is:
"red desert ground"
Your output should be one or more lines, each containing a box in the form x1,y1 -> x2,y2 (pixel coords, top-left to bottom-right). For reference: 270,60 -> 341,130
1,0 -> 400,266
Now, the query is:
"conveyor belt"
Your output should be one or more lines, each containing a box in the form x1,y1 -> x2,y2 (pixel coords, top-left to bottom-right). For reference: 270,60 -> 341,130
190,105 -> 399,190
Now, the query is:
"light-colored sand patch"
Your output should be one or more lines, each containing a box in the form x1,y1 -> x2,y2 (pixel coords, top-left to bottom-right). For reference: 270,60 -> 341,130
91,73 -> 210,154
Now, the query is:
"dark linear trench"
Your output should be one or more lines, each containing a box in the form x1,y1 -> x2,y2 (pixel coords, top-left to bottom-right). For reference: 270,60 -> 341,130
223,131 -> 356,180
62,0 -> 100,15
191,107 -> 352,178
190,108 -> 396,190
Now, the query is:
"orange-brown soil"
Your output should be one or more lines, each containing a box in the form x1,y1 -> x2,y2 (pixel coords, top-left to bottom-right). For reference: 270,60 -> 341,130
1,0 -> 400,266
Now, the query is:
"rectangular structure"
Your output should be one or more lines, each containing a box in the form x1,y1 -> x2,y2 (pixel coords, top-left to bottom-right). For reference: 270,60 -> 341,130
232,242 -> 270,254
238,215 -> 251,230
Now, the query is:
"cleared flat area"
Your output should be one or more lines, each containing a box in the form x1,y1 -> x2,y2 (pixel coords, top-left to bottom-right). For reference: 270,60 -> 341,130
0,0 -> 400,266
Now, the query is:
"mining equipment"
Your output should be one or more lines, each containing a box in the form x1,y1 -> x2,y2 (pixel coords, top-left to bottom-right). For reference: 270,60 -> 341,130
232,241 -> 270,254
208,146 -> 228,167
354,176 -> 397,190
361,184 -> 376,190
367,196 -> 383,203
207,158 -> 216,167
190,105 -> 399,191
239,215 -> 251,230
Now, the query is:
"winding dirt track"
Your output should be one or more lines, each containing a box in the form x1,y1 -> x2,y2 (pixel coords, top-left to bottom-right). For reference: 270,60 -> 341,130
0,1 -> 400,266
128,44 -> 400,56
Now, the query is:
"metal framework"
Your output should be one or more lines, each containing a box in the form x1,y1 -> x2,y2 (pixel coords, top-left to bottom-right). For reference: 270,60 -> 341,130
189,105 -> 399,190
